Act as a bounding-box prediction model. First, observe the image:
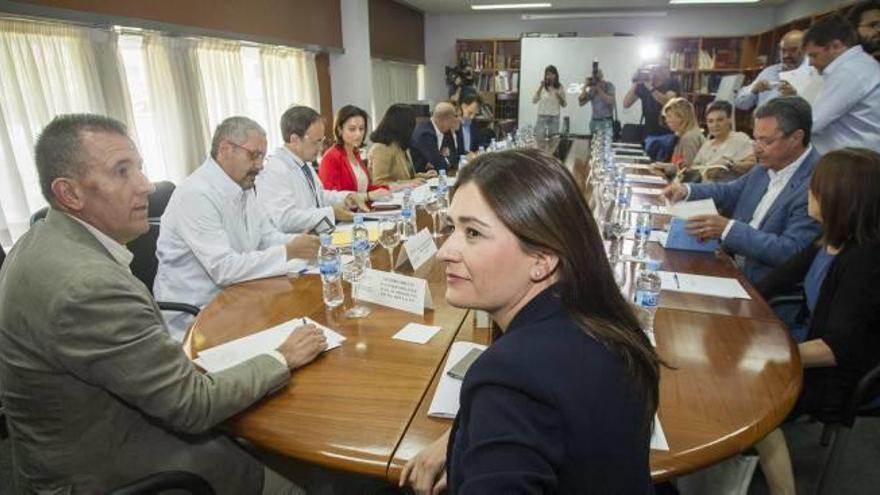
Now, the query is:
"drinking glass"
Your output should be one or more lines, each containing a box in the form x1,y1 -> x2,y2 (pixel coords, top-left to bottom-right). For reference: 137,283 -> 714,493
378,217 -> 401,272
342,261 -> 370,318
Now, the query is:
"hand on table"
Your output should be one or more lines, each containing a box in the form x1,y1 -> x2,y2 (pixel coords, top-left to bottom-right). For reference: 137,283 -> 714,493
345,193 -> 371,212
686,214 -> 730,240
400,429 -> 450,495
286,234 -> 320,261
276,324 -> 327,369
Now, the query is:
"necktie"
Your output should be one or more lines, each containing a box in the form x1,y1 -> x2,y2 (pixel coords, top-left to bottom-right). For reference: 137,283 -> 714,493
300,163 -> 320,207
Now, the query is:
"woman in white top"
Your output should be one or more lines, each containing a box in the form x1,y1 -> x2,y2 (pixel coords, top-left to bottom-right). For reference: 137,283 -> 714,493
532,65 -> 567,138
691,100 -> 756,182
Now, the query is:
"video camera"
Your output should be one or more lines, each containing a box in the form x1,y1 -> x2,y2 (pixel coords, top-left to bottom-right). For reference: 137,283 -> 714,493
632,65 -> 653,84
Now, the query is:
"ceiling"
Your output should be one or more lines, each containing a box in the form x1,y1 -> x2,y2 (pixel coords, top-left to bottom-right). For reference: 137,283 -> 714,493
400,0 -> 790,15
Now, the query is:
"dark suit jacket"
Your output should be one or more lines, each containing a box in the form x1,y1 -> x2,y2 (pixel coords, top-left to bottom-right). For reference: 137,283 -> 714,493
410,120 -> 459,172
446,286 -> 653,494
0,210 -> 290,493
758,240 -> 880,419
688,147 -> 822,283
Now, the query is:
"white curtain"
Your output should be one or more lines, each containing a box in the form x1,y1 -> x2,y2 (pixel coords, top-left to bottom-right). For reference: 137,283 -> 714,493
141,34 -> 210,183
0,18 -> 131,246
195,39 -> 247,133
371,59 -> 421,128
260,46 -> 320,149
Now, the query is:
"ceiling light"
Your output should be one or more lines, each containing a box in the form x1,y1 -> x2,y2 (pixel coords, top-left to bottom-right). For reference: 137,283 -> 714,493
669,0 -> 760,4
522,10 -> 667,20
472,3 -> 553,10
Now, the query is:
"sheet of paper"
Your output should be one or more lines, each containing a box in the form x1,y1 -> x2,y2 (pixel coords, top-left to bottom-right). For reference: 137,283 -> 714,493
632,187 -> 664,196
428,341 -> 488,418
658,271 -> 751,299
357,268 -> 434,315
626,174 -> 667,185
651,415 -> 669,451
392,323 -> 443,344
667,199 -> 718,219
779,65 -> 823,103
196,317 -> 345,373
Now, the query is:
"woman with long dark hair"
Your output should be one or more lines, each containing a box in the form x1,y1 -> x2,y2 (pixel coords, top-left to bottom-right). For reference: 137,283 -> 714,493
532,65 -> 567,138
319,105 -> 390,197
368,104 -> 437,187
401,149 -> 659,494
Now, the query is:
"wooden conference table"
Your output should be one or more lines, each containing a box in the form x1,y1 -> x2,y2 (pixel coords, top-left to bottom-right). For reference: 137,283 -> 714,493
188,139 -> 801,484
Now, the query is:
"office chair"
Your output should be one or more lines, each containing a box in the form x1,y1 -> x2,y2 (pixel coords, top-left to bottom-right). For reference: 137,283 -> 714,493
110,471 -> 215,495
815,361 -> 880,495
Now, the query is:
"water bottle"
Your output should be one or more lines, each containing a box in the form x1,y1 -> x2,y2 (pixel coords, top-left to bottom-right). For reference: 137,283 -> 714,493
489,138 -> 497,151
437,169 -> 448,193
634,259 -> 662,332
435,172 -> 449,210
351,214 -> 372,270
400,189 -> 417,240
633,212 -> 652,260
318,233 -> 344,308
478,145 -> 486,155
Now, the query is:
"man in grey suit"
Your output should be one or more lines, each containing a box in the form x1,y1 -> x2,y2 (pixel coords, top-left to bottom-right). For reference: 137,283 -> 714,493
0,114 -> 326,494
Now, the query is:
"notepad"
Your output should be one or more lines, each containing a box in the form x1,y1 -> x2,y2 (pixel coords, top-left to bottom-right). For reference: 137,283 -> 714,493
428,341 -> 488,418
392,323 -> 442,344
658,271 -> 751,299
195,317 -> 346,373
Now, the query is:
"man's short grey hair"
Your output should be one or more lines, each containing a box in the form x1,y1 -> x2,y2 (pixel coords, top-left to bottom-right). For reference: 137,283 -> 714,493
210,116 -> 266,160
35,113 -> 129,205
433,102 -> 457,120
754,96 -> 812,146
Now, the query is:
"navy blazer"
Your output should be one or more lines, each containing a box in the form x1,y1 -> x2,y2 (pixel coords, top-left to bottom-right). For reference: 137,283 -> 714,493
410,120 -> 458,172
446,287 -> 653,494
688,146 -> 822,283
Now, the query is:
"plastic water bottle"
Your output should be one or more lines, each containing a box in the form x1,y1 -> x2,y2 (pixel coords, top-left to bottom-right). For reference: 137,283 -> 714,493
351,214 -> 372,270
318,233 -> 344,308
438,169 -> 448,193
634,259 -> 662,332
400,188 -> 417,240
633,212 -> 652,260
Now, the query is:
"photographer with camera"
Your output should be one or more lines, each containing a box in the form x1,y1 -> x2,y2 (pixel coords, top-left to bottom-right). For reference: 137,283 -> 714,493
578,63 -> 616,135
532,65 -> 567,139
623,64 -> 681,160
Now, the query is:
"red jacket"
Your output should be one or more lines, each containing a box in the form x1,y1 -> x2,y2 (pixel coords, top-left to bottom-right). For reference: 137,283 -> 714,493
319,145 -> 386,193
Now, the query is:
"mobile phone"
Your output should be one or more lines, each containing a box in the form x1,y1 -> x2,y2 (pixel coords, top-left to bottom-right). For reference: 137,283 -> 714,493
447,348 -> 483,380
370,204 -> 401,212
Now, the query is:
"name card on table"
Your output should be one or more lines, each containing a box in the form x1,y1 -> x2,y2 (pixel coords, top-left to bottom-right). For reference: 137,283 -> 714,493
356,268 -> 434,315
396,228 -> 437,271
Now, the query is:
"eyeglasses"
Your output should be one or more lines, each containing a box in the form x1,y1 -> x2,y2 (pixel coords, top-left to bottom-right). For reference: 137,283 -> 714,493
859,21 -> 880,31
226,141 -> 265,161
302,134 -> 327,148
753,133 -> 790,149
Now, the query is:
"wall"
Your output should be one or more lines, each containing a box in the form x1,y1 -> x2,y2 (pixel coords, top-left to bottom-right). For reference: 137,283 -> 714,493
370,0 -> 425,63
424,6 -> 778,104
330,0 -> 374,118
775,0 -> 855,24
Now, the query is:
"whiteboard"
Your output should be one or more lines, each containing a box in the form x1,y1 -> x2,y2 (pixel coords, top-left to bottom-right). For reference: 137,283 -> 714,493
519,37 -> 654,135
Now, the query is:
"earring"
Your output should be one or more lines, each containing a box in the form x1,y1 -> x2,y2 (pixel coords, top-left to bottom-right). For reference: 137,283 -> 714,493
533,271 -> 542,279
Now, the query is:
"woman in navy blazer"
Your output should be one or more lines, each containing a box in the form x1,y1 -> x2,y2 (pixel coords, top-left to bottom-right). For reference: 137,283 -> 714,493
754,148 -> 880,495
400,149 -> 660,494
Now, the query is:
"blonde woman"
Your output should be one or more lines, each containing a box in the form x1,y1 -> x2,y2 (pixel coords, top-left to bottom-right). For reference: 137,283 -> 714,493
651,97 -> 706,182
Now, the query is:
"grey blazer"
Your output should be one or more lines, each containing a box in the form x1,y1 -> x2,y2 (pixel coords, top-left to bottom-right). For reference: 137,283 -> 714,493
0,210 -> 290,494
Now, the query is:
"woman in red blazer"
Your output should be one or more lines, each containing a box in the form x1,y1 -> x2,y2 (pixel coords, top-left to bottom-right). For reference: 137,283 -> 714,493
319,105 -> 390,200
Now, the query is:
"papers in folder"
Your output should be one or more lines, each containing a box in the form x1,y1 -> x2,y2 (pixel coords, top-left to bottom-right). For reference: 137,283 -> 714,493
658,271 -> 751,299
194,317 -> 346,372
428,341 -> 488,418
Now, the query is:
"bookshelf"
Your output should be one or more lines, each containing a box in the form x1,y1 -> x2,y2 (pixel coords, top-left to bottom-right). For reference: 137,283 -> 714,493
455,38 -> 521,135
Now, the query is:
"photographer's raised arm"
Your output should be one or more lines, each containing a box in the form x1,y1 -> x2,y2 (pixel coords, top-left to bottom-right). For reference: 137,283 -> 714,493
623,84 -> 639,109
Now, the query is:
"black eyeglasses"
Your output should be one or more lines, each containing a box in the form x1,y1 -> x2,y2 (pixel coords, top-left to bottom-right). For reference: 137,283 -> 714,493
226,141 -> 266,161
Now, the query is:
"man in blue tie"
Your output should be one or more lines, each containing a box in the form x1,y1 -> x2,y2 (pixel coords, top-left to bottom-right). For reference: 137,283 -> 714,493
662,97 -> 822,284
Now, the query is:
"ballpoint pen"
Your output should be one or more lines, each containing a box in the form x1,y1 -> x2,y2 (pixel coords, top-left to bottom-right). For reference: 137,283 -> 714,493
673,273 -> 681,290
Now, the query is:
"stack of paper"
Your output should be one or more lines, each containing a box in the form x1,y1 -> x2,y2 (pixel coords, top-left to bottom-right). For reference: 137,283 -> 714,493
667,199 -> 718,219
658,272 -> 751,299
194,317 -> 346,373
428,341 -> 488,418
626,174 -> 667,185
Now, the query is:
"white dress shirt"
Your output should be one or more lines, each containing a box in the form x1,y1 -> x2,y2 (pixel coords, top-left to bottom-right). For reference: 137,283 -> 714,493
154,157 -> 296,341
257,145 -> 350,233
811,45 -> 880,155
432,119 -> 458,153
68,214 -> 134,269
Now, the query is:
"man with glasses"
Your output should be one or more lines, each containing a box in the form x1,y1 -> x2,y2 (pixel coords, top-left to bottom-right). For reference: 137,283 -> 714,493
154,116 -> 320,340
662,97 -> 822,284
257,105 -> 370,234
735,30 -> 806,111
850,0 -> 880,63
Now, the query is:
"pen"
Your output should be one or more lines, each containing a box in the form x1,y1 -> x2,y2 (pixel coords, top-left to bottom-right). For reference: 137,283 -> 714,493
673,273 -> 681,290
301,318 -> 307,327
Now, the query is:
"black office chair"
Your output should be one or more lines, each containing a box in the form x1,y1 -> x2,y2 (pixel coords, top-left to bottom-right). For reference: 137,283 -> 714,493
110,471 -> 215,495
814,361 -> 880,494
29,206 -> 49,226
148,181 -> 175,221
0,242 -> 5,270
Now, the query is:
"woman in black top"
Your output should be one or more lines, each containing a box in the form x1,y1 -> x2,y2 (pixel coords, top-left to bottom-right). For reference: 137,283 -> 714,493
756,147 -> 880,495
400,149 -> 660,494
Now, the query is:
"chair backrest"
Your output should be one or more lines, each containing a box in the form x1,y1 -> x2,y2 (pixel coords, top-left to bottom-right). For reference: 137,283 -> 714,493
128,222 -> 160,295
0,243 -> 6,271
29,206 -> 49,226
148,181 -> 176,220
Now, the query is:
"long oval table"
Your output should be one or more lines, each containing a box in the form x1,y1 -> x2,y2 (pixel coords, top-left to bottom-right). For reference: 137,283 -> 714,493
188,140 -> 801,484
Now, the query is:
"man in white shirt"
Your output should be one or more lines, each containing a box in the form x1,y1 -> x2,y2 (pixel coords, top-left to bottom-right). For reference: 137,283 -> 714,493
662,97 -> 822,283
257,105 -> 369,234
802,14 -> 880,154
155,116 -> 319,340
735,30 -> 806,111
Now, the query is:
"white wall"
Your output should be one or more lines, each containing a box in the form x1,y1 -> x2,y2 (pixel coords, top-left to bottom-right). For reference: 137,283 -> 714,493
330,0 -> 373,115
424,7 -> 779,104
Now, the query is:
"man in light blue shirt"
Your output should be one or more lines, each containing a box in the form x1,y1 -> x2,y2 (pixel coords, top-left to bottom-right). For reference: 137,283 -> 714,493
802,14 -> 880,154
735,30 -> 805,111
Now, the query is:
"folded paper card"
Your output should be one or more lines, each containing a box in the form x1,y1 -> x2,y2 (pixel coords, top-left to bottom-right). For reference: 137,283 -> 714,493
356,268 -> 434,315
396,228 -> 437,271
